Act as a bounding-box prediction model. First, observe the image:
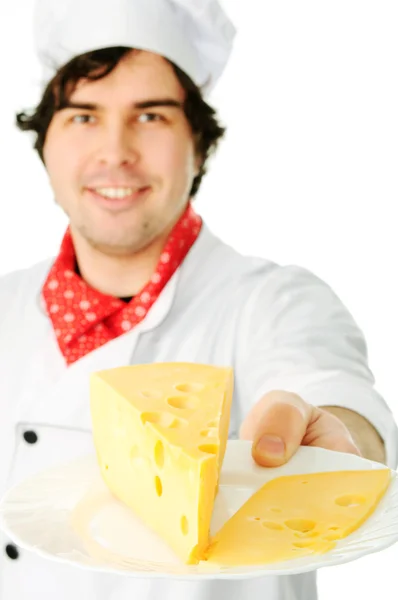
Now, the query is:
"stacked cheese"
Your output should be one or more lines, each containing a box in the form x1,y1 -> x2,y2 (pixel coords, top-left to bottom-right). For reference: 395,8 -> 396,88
90,362 -> 391,566
90,362 -> 233,564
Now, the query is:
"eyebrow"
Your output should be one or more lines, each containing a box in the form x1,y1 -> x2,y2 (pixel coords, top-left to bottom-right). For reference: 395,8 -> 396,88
58,98 -> 184,111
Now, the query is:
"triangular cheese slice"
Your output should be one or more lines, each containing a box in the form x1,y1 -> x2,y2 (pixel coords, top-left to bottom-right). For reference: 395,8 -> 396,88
90,362 -> 233,564
205,469 -> 391,566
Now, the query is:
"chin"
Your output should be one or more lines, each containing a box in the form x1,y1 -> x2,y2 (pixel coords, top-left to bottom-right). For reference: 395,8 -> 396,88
82,228 -> 156,256
73,207 -> 170,254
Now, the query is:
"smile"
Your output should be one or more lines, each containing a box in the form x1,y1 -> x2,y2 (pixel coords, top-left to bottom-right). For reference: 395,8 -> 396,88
93,187 -> 141,199
86,186 -> 151,211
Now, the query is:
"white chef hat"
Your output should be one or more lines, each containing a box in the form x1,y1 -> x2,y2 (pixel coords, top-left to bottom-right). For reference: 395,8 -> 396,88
33,0 -> 236,96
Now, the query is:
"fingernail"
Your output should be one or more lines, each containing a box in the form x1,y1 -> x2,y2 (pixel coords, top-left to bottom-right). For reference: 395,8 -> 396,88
256,435 -> 286,457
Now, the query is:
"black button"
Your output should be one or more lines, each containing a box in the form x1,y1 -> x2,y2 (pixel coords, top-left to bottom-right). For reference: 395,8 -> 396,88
23,431 -> 38,444
5,544 -> 19,560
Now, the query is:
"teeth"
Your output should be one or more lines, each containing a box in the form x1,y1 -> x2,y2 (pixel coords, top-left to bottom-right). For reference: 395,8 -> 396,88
95,187 -> 136,199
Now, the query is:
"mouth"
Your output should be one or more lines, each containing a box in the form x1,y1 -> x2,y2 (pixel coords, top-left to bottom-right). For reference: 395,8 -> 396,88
86,186 -> 151,210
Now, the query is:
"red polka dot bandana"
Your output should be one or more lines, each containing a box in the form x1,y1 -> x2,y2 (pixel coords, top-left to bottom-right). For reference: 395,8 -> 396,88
42,204 -> 202,365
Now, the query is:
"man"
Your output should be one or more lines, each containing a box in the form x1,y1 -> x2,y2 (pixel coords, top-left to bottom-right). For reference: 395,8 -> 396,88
0,0 -> 396,598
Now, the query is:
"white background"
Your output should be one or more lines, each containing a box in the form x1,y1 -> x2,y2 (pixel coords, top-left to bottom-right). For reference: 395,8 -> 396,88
0,0 -> 397,598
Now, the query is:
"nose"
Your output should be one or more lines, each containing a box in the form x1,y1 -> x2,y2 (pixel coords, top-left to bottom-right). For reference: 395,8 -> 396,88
97,122 -> 140,168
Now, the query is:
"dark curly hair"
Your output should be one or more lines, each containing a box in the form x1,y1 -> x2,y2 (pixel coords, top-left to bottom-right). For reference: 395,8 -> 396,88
16,47 -> 226,197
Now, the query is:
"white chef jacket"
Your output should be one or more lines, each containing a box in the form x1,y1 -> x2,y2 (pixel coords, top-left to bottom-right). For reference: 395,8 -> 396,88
0,224 -> 397,600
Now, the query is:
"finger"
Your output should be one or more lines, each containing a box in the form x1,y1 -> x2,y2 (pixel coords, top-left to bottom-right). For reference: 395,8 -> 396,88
314,433 -> 362,456
302,408 -> 362,456
251,393 -> 313,467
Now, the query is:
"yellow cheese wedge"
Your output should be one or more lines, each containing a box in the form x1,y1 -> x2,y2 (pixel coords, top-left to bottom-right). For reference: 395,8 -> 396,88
90,362 -> 233,564
205,469 -> 391,566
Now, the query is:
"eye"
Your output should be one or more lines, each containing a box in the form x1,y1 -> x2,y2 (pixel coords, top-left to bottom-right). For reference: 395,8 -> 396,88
137,113 -> 164,124
71,114 -> 96,125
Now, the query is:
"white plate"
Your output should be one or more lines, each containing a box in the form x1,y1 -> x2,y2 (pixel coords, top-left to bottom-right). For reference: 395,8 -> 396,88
1,441 -> 398,580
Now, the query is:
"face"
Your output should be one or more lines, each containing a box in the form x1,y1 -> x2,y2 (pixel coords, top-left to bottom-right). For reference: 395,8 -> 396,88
43,50 -> 200,256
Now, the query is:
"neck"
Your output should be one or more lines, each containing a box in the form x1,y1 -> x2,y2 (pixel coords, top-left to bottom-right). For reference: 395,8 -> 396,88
70,230 -> 170,298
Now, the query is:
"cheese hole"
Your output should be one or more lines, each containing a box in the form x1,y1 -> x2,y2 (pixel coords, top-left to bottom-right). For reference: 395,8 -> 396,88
105,465 -> 109,470
207,418 -> 219,427
262,521 -> 284,530
181,516 -> 189,536
155,476 -> 163,497
169,417 -> 189,429
293,541 -> 315,549
325,527 -> 341,540
140,390 -> 163,399
200,428 -> 218,438
270,508 -> 282,513
154,440 -> 165,469
167,396 -> 199,410
141,411 -> 178,428
295,531 -> 320,539
323,533 -> 340,541
285,519 -> 316,533
199,444 -> 219,455
335,494 -> 366,508
175,383 -> 204,393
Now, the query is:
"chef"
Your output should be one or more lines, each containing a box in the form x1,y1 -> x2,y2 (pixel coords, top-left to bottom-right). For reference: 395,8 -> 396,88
0,0 -> 396,598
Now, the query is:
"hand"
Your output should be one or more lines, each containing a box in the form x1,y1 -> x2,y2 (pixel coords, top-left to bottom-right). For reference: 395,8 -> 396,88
240,390 -> 361,467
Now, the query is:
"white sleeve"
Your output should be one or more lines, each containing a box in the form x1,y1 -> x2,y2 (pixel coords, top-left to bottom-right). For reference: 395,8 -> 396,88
235,265 -> 398,469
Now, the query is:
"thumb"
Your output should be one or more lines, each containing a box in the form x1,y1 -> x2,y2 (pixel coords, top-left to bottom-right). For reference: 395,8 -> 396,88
249,392 -> 312,468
